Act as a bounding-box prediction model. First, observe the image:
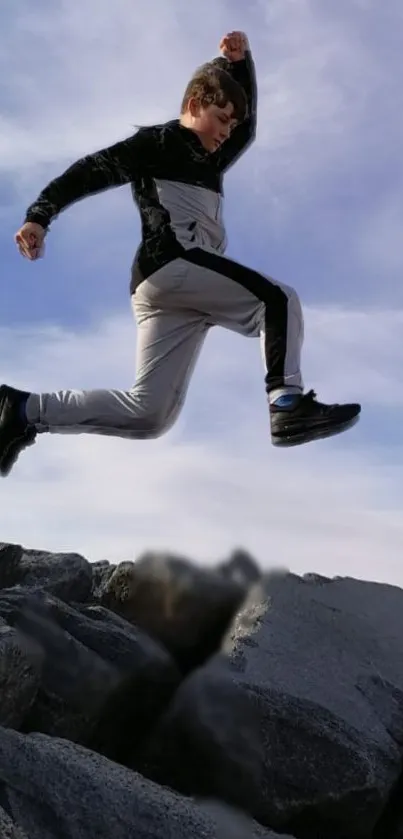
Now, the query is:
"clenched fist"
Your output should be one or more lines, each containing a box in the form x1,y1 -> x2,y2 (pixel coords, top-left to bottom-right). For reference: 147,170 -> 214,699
219,31 -> 249,62
14,221 -> 46,260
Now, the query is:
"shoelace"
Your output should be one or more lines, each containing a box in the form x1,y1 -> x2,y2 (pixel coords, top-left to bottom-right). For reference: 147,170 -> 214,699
302,389 -> 339,413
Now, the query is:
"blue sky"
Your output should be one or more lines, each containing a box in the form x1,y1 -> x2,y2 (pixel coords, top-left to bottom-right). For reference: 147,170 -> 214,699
1,0 -> 403,583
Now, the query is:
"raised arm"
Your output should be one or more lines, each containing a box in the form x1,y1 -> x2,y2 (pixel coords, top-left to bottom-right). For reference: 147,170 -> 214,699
213,32 -> 257,173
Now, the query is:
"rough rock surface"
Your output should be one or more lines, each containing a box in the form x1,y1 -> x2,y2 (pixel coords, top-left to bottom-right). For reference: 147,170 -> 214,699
0,619 -> 42,729
0,542 -> 92,601
0,585 -> 180,750
0,539 -> 403,838
90,560 -> 116,600
0,727 -> 286,839
144,572 -> 403,838
0,803 -> 29,839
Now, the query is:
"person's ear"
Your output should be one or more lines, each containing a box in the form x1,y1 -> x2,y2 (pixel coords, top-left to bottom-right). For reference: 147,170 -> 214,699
188,97 -> 201,118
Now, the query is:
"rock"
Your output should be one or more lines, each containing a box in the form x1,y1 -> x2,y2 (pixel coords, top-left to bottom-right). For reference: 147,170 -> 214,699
79,603 -> 145,631
0,620 -> 42,729
372,770 -> 403,839
37,591 -> 179,673
0,586 -> 180,755
100,553 -> 249,671
0,727 -> 287,839
90,560 -> 116,600
76,598 -> 182,765
3,538 -> 403,837
85,658 -> 180,769
0,803 -> 29,839
0,544 -> 22,589
0,586 -> 179,750
29,591 -> 182,764
145,656 -> 265,815
22,688 -> 93,744
0,542 -> 92,602
145,571 -> 403,839
198,800 -> 293,839
0,589 -> 118,715
19,546 -> 93,602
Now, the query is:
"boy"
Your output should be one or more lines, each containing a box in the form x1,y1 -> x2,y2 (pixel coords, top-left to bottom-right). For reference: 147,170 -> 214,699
1,31 -> 360,477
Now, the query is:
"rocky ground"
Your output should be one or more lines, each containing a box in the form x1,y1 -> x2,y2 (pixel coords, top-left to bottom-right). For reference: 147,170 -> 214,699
0,541 -> 402,838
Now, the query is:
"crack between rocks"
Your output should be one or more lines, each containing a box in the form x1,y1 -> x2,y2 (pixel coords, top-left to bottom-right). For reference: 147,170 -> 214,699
372,756 -> 403,839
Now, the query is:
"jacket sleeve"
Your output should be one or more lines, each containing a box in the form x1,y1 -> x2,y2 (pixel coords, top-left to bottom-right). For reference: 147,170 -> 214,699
214,50 -> 257,173
24,128 -> 157,229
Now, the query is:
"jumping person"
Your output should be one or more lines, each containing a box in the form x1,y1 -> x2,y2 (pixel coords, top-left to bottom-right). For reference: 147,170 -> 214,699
0,31 -> 360,477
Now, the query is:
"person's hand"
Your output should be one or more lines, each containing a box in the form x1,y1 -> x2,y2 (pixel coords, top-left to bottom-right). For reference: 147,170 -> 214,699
219,31 -> 249,62
14,221 -> 46,260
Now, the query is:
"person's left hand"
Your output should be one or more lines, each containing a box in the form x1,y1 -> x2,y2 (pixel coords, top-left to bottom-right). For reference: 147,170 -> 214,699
219,31 -> 249,62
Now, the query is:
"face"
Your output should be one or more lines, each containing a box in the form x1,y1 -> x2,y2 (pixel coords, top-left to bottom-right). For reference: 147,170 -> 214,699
187,100 -> 238,152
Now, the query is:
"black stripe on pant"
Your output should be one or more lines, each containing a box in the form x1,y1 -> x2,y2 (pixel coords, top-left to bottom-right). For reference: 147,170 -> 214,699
183,247 -> 289,394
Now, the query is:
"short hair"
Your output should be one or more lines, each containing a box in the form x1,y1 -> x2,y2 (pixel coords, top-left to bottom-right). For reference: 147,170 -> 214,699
180,58 -> 247,123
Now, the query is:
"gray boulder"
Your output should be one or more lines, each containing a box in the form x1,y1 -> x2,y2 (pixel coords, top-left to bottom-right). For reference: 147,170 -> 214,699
145,571 -> 403,838
0,619 -> 42,729
0,803 -> 29,839
90,560 -> 116,600
3,538 -> 403,837
0,589 -> 118,714
0,587 -> 179,751
0,543 -> 92,602
0,727 -> 289,839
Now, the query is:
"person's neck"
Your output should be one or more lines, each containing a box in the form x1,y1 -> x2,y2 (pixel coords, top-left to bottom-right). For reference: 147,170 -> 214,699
179,113 -> 192,130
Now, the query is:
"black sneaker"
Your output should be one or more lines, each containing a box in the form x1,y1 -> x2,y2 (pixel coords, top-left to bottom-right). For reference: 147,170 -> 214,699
270,389 -> 361,447
0,385 -> 37,476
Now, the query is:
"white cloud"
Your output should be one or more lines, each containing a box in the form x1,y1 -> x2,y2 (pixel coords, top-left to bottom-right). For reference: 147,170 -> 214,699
2,0 -> 402,279
353,189 -> 403,283
1,305 -> 403,588
0,0 -> 237,174
305,305 -> 403,406
2,0 -> 400,213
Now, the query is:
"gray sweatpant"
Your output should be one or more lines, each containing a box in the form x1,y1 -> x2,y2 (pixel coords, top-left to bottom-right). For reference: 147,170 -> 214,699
26,251 -> 304,437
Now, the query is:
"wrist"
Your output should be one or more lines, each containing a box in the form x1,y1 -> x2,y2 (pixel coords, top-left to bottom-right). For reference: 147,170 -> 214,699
24,214 -> 48,230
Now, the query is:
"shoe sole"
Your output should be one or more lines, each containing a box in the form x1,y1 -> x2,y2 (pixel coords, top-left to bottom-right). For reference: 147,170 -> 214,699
271,414 -> 360,448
